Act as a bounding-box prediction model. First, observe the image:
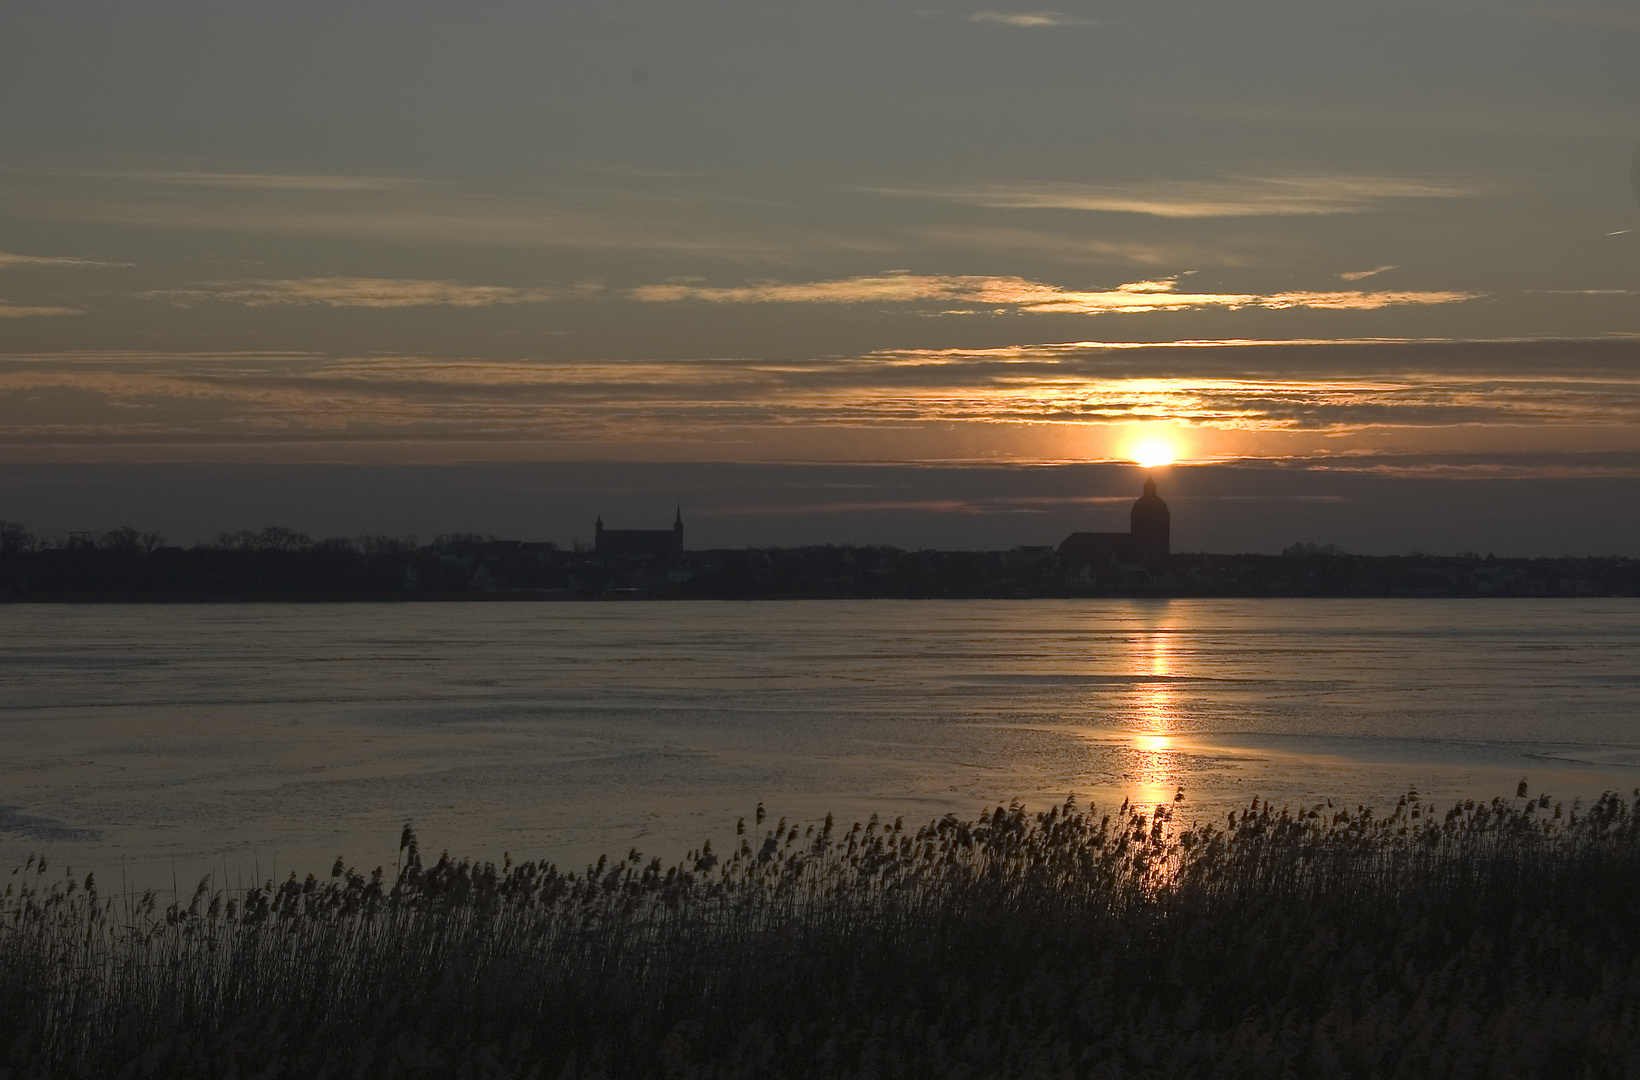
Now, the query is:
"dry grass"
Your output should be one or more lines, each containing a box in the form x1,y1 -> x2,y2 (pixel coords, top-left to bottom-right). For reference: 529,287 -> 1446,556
4,787 -> 1640,1078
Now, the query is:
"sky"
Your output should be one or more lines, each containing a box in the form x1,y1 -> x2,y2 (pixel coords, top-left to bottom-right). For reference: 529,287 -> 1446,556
0,0 -> 1637,553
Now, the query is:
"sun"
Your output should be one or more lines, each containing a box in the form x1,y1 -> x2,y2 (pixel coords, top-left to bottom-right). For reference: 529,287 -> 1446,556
1130,439 -> 1178,469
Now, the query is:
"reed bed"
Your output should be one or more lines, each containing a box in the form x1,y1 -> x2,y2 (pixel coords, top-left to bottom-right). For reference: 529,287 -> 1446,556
4,786 -> 1640,1078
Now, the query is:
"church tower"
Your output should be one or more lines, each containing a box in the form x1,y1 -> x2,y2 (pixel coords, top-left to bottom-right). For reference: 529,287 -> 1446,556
1129,474 -> 1170,556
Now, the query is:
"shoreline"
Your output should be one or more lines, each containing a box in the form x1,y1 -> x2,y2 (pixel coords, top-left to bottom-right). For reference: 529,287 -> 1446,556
6,589 -> 1640,603
6,547 -> 1635,601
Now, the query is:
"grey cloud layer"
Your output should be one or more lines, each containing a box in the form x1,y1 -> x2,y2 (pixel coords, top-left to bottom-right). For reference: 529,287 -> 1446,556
146,278 -> 602,309
0,251 -> 126,269
6,170 -> 888,260
1,341 -> 1634,463
77,171 -> 430,193
966,11 -> 1098,28
0,303 -> 82,318
870,173 -> 1488,218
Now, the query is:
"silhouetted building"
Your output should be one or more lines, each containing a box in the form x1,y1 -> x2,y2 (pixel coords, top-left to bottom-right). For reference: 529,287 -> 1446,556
1058,475 -> 1170,564
1130,475 -> 1170,554
594,507 -> 684,558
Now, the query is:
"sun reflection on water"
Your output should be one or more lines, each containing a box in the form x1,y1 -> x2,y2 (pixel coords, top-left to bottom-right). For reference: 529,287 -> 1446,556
1132,733 -> 1173,754
1127,615 -> 1181,811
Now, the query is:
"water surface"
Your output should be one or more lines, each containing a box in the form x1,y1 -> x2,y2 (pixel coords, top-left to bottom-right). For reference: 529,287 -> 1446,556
2,599 -> 1636,885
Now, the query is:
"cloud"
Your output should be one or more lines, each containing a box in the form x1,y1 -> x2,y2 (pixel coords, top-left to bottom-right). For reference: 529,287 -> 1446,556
1455,0 -> 1640,32
908,227 -> 1256,267
1303,456 -> 1640,480
8,171 -> 890,260
1340,265 -> 1397,282
575,163 -> 714,179
0,303 -> 81,317
1,339 -> 1637,463
703,493 -> 1347,516
112,171 -> 428,192
629,273 -> 1479,314
871,173 -> 1485,218
706,495 -> 1132,515
1147,100 -> 1635,141
967,11 -> 1096,27
632,274 -> 971,304
143,277 -> 601,309
0,251 -> 124,269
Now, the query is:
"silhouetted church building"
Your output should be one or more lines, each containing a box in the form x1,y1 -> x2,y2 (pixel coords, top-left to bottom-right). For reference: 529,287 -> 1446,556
1057,475 -> 1170,564
594,508 -> 684,558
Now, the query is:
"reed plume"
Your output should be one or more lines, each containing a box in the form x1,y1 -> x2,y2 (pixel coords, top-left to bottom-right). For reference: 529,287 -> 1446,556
3,787 -> 1639,1077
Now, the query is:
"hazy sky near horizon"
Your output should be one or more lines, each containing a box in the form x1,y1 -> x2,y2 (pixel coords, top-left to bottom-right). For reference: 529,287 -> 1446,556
1,0 -> 1637,548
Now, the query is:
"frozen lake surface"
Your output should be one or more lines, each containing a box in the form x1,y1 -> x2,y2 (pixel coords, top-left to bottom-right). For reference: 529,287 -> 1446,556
2,599 -> 1637,887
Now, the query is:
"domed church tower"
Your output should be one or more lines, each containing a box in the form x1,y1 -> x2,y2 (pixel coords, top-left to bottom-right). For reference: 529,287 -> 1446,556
1129,475 -> 1170,556
1056,472 -> 1172,566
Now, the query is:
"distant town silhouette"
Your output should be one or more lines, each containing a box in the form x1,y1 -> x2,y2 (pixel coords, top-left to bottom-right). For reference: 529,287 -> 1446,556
2,476 -> 1635,599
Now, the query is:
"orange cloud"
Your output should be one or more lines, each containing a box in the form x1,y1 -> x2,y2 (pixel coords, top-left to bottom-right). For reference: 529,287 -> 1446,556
3,339 -> 1635,464
629,273 -> 1480,314
1340,265 -> 1398,281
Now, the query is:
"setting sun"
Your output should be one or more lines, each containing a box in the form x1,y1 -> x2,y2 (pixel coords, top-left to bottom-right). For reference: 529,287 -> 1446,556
1130,439 -> 1179,469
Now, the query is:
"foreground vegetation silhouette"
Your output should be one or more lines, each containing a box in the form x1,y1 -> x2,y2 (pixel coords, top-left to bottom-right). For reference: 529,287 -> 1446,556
5,786 -> 1640,1078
